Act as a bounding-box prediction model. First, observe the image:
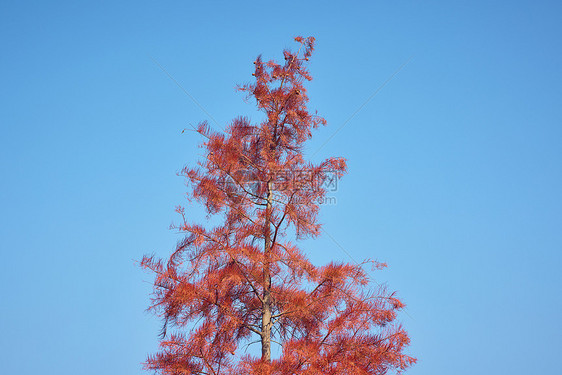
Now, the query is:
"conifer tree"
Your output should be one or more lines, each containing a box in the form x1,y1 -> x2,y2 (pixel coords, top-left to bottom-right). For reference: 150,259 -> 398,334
142,36 -> 415,374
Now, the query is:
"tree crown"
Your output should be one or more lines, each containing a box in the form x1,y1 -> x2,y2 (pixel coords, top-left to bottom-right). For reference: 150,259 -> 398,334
142,36 -> 415,375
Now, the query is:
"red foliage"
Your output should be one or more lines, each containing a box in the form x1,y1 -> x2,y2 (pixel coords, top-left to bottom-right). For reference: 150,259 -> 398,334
142,36 -> 415,374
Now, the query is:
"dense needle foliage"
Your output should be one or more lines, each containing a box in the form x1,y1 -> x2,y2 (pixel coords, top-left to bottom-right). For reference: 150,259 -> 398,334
142,36 -> 415,375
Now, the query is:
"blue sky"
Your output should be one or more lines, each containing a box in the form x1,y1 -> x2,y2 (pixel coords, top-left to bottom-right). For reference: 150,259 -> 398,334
1,1 -> 561,374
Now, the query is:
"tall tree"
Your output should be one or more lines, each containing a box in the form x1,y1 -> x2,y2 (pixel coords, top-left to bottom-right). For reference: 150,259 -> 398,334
142,36 -> 415,375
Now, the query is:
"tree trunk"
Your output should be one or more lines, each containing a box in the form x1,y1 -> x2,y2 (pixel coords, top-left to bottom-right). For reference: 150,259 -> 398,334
261,180 -> 273,363
261,287 -> 272,361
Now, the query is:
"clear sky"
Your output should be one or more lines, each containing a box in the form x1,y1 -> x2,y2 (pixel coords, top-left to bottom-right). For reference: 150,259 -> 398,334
1,1 -> 561,374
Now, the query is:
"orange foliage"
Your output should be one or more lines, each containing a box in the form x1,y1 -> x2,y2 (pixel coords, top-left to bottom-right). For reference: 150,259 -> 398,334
141,36 -> 415,374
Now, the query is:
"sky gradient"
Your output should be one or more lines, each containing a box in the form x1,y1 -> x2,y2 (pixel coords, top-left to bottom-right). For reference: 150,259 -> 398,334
1,1 -> 561,374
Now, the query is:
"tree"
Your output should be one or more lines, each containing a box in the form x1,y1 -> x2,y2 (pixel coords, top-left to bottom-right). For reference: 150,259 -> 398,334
141,36 -> 415,375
